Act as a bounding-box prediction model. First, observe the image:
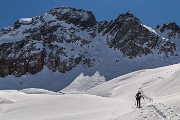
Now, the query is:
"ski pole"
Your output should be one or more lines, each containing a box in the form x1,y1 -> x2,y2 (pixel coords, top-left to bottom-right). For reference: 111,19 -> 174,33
143,98 -> 146,106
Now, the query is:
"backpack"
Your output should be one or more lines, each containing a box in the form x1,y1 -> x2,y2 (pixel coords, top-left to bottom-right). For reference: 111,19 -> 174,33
136,93 -> 141,100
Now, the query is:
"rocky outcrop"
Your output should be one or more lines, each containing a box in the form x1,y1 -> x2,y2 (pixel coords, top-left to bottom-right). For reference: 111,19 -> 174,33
48,7 -> 97,29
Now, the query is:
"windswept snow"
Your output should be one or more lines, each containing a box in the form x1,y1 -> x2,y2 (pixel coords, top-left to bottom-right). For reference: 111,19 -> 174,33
143,24 -> 158,35
87,63 -> 180,100
61,72 -> 106,93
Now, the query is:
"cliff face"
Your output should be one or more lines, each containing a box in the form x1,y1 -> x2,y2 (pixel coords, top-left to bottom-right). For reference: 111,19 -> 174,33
0,7 -> 177,78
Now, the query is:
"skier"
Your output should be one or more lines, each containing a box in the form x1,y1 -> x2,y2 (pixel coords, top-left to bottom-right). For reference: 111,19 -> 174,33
135,91 -> 144,108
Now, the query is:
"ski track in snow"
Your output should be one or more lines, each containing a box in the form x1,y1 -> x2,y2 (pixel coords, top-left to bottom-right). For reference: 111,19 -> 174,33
116,84 -> 180,120
133,83 -> 180,120
113,95 -> 180,120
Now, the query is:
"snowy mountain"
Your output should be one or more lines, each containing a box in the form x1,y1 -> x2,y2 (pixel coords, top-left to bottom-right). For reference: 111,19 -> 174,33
1,63 -> 180,120
0,7 -> 180,91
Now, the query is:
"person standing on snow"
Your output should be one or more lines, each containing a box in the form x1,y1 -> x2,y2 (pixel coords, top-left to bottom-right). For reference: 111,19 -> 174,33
135,91 -> 144,108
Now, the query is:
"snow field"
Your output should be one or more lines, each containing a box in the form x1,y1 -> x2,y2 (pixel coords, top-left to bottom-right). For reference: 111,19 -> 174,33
1,63 -> 180,119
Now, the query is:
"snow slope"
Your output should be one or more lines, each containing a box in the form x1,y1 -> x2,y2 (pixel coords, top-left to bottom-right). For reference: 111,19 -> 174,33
0,90 -> 131,120
87,63 -> 180,120
1,63 -> 180,120
87,63 -> 180,99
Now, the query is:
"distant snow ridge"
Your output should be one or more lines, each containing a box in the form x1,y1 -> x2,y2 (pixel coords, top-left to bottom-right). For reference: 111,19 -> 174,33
20,88 -> 58,95
0,6 -> 180,91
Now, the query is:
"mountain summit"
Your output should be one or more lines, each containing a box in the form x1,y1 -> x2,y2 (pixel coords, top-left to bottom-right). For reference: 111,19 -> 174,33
0,7 -> 180,91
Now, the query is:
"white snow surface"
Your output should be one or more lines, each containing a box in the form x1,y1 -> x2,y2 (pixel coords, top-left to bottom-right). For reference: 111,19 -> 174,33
1,63 -> 180,120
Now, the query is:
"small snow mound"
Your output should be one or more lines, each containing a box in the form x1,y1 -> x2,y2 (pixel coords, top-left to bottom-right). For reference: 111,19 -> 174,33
20,88 -> 58,95
0,98 -> 15,104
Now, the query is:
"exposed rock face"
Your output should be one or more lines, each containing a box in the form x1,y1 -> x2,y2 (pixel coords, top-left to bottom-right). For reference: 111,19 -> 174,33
99,12 -> 176,58
0,7 -> 177,78
0,40 -> 45,77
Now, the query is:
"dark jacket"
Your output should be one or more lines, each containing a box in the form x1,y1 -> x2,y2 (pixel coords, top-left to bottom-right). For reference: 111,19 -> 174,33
136,92 -> 144,100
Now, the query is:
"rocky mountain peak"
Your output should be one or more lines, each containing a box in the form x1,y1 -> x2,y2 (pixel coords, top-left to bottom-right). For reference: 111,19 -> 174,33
48,7 -> 97,28
98,11 -> 176,59
118,11 -> 136,18
116,11 -> 140,23
98,11 -> 140,35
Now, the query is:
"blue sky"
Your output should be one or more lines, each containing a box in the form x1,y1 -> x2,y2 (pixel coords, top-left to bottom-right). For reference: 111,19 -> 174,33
0,0 -> 179,29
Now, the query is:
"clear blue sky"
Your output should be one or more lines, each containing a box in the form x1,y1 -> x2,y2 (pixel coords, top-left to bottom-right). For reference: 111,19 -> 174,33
0,0 -> 179,29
